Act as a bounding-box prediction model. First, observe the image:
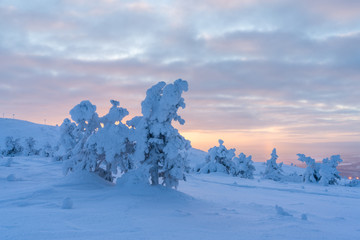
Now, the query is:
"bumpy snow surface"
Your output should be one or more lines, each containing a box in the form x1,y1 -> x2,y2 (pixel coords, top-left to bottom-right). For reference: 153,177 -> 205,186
1,155 -> 359,240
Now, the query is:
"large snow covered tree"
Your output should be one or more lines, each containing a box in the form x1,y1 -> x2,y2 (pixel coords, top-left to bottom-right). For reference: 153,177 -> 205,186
127,79 -> 191,188
198,139 -> 236,175
297,154 -> 321,183
63,100 -> 101,175
86,100 -> 134,181
232,152 -> 255,179
62,100 -> 133,182
263,148 -> 283,181
319,155 -> 343,185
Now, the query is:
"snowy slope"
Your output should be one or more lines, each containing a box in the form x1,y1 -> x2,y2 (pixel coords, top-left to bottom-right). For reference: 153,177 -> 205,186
0,118 -> 59,149
187,147 -> 207,169
1,156 -> 359,240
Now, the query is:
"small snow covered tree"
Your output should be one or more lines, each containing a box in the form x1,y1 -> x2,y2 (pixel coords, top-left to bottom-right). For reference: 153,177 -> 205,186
3,136 -> 23,156
23,137 -> 38,156
297,154 -> 321,183
233,152 -> 255,179
198,139 -> 236,174
54,118 -> 78,161
319,155 -> 343,185
263,148 -> 283,181
127,79 -> 191,188
41,143 -> 54,157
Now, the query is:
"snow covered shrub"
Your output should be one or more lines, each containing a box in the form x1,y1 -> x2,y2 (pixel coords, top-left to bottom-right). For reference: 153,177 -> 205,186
319,155 -> 343,185
263,148 -> 283,181
198,139 -> 235,175
345,179 -> 360,187
23,137 -> 39,156
232,153 -> 255,179
297,154 -> 321,183
127,79 -> 191,188
3,136 -> 23,156
40,143 -> 54,157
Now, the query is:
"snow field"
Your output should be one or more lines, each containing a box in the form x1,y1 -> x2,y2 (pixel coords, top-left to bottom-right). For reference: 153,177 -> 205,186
1,156 -> 359,240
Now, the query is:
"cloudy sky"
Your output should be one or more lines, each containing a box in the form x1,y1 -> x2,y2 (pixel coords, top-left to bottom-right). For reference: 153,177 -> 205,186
1,0 -> 359,163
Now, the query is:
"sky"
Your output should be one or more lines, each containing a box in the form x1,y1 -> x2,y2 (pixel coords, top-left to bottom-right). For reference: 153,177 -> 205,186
1,0 -> 360,164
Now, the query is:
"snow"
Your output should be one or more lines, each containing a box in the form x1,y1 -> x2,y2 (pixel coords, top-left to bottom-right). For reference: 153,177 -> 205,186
1,155 -> 359,240
1,119 -> 359,239
0,118 -> 59,150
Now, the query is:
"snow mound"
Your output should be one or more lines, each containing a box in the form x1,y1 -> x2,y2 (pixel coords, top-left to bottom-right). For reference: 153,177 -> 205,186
62,197 -> 73,209
187,148 -> 207,170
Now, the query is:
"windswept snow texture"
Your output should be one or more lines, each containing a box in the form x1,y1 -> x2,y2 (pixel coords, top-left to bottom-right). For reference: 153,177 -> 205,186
0,118 -> 59,149
1,156 -> 360,240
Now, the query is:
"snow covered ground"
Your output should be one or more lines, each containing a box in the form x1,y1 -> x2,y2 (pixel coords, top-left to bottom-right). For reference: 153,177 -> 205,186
0,118 -> 59,149
1,119 -> 359,239
1,155 -> 359,240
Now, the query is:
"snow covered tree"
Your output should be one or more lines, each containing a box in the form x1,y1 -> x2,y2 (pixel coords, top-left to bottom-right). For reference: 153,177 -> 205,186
297,154 -> 343,185
233,152 -> 255,179
86,100 -> 134,181
62,100 -> 134,182
198,139 -> 236,175
297,154 -> 321,183
63,100 -> 101,176
263,148 -> 283,181
3,136 -> 23,156
54,118 -> 78,161
127,79 -> 191,188
23,137 -> 38,156
41,143 -> 54,157
319,155 -> 343,185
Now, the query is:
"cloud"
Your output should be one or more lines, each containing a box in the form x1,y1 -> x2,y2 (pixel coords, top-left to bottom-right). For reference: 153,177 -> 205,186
0,0 -> 359,162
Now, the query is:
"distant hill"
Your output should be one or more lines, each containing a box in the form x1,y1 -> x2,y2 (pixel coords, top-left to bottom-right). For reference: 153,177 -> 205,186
0,118 -> 59,150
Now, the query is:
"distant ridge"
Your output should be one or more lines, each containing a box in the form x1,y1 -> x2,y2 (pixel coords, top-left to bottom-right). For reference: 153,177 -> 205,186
0,118 -> 59,149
